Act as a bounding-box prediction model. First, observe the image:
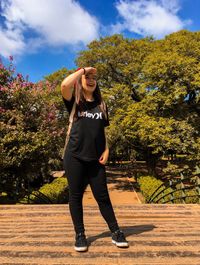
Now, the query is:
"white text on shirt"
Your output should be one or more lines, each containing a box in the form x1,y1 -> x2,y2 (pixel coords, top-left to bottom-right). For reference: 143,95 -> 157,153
77,111 -> 103,119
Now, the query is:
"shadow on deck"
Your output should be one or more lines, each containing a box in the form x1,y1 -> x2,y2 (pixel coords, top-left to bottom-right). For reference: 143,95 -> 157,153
0,204 -> 200,264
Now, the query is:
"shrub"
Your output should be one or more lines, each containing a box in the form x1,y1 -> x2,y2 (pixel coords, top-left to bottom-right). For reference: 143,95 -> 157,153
19,177 -> 69,204
138,175 -> 199,203
138,175 -> 173,203
0,57 -> 67,199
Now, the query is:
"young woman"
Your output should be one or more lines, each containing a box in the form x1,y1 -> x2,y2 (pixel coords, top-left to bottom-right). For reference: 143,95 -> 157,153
61,67 -> 128,252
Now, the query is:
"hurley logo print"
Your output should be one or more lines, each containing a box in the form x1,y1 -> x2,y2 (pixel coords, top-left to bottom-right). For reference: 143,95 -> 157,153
78,110 -> 103,119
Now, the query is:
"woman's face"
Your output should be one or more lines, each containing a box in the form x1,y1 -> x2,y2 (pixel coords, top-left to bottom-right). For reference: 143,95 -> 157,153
81,72 -> 97,93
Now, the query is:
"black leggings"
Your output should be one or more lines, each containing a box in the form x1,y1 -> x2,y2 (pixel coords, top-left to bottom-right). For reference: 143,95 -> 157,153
63,150 -> 119,234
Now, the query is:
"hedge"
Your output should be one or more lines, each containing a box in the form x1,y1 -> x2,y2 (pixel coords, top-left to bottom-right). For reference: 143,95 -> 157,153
137,175 -> 199,203
19,177 -> 69,204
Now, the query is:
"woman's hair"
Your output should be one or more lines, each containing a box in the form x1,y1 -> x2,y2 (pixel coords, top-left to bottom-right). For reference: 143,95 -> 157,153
72,77 -> 108,122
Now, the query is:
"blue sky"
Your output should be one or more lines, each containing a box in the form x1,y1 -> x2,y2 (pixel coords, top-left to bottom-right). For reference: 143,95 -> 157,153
0,0 -> 200,82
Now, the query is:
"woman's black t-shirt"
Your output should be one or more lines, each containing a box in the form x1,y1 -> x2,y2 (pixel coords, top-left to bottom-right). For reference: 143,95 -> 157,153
63,95 -> 109,161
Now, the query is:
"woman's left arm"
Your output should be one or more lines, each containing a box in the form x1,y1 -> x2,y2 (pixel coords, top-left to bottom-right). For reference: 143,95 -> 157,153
99,129 -> 109,165
105,130 -> 109,150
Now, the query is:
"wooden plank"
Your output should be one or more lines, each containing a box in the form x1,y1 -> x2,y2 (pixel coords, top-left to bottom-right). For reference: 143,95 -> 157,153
0,204 -> 199,265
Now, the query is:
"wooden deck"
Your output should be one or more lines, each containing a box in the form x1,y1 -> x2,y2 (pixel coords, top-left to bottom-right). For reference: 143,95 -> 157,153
0,204 -> 200,264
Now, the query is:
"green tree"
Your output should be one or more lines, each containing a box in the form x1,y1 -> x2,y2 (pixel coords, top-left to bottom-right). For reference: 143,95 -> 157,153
0,58 -> 67,201
76,31 -> 200,173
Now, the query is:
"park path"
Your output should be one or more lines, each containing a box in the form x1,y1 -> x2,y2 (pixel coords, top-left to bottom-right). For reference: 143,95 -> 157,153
83,166 -> 142,205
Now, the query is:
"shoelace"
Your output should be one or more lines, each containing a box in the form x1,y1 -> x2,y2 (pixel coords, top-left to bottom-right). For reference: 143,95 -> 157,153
76,233 -> 86,243
114,230 -> 126,241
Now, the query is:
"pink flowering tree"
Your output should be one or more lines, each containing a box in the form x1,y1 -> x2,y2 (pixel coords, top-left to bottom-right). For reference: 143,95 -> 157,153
0,57 -> 67,201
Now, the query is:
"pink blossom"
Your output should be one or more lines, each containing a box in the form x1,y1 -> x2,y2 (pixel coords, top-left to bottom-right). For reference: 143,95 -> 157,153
0,107 -> 6,113
17,73 -> 23,79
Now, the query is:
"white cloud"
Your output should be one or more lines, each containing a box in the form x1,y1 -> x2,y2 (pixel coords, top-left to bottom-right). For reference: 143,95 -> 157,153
0,26 -> 25,57
160,0 -> 180,14
111,0 -> 191,38
0,0 -> 99,58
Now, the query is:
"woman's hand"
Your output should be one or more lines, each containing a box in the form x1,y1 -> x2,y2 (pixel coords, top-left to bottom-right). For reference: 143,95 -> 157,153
99,148 -> 109,165
84,67 -> 97,74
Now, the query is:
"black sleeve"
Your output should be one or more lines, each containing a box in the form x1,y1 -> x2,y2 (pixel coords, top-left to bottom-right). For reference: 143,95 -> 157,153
62,95 -> 75,114
104,104 -> 110,127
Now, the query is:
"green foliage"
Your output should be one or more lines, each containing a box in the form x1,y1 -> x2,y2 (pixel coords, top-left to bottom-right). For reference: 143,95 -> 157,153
2,30 -> 200,202
0,58 -> 68,199
44,67 -> 73,86
19,177 -> 69,204
138,175 -> 199,204
137,175 -> 170,203
0,192 -> 16,204
76,30 -> 200,172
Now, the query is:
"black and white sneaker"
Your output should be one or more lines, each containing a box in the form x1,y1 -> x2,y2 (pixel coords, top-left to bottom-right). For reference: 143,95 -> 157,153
74,232 -> 88,252
112,230 -> 129,248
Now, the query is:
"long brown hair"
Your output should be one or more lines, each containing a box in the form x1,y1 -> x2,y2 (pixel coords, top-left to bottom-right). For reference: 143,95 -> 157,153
72,77 -> 108,122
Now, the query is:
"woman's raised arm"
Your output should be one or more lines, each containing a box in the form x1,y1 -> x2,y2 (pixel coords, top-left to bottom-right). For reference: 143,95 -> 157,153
61,68 -> 84,101
61,67 -> 96,101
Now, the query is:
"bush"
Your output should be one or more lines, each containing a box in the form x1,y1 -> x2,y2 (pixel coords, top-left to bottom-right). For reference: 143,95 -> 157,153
0,57 -> 67,198
138,175 -> 199,203
0,192 -> 16,204
19,177 -> 69,204
138,175 -> 173,203
173,187 -> 199,204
